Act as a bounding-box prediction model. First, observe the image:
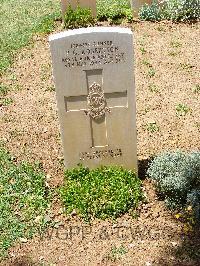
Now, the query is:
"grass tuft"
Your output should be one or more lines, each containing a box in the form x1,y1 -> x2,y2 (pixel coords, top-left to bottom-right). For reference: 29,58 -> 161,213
105,245 -> 127,262
0,147 -> 52,258
0,97 -> 13,107
176,104 -> 191,116
0,0 -> 60,74
0,85 -> 9,96
146,122 -> 160,133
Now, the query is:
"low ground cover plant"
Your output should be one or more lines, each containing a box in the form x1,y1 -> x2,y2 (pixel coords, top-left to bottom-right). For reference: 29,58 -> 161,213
139,0 -> 163,21
0,148 -> 52,259
139,0 -> 200,21
97,0 -> 133,23
34,12 -> 60,35
164,0 -> 200,21
0,84 -> 12,107
60,165 -> 143,221
64,5 -> 95,29
176,103 -> 190,116
147,151 -> 200,221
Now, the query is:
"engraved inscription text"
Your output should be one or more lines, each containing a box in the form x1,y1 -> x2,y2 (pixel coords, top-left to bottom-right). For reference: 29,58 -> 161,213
80,148 -> 122,160
62,40 -> 126,68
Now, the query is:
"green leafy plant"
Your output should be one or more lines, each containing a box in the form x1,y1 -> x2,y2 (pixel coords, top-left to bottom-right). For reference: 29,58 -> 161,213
144,107 -> 151,113
59,165 -> 143,221
164,0 -> 200,21
140,47 -> 147,55
105,245 -> 127,262
0,97 -> 13,107
147,151 -> 200,220
148,67 -> 156,77
146,122 -> 160,133
148,83 -> 159,93
97,0 -> 132,23
142,59 -> 152,67
0,147 -> 52,258
0,84 -> 12,107
64,5 -> 95,29
176,103 -> 190,116
139,0 -> 163,21
0,85 -> 9,96
139,0 -> 200,21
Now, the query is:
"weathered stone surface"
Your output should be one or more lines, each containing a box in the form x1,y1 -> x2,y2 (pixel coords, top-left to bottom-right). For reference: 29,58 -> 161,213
49,27 -> 137,171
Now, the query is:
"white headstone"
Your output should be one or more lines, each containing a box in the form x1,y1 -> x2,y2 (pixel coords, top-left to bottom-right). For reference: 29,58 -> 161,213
49,27 -> 137,171
61,0 -> 96,17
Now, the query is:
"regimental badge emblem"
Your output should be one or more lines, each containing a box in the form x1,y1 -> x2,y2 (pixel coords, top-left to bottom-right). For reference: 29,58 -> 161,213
85,82 -> 110,120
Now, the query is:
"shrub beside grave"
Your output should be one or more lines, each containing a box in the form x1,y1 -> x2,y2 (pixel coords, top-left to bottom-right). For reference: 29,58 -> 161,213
139,0 -> 200,21
147,151 -> 200,220
97,0 -> 133,23
60,166 -> 143,221
139,0 -> 163,21
164,0 -> 200,21
64,5 -> 95,29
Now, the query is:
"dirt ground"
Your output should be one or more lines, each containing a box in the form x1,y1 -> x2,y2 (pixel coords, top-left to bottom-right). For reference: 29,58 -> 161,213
1,21 -> 200,265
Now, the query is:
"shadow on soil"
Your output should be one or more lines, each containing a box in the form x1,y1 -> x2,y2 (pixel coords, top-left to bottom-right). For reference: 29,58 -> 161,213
158,228 -> 200,266
138,157 -> 152,180
138,159 -> 200,265
11,256 -> 35,266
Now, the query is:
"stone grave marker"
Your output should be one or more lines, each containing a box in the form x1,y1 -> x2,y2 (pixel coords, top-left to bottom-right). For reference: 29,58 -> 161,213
61,0 -> 96,17
49,27 -> 137,171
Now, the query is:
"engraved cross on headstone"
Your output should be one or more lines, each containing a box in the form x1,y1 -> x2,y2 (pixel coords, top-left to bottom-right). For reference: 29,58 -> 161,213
64,69 -> 127,148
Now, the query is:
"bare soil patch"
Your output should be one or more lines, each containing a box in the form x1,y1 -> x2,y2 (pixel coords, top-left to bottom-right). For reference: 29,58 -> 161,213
1,21 -> 200,265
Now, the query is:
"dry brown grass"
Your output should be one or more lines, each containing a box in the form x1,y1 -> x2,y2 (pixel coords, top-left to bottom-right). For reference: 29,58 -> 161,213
1,21 -> 200,265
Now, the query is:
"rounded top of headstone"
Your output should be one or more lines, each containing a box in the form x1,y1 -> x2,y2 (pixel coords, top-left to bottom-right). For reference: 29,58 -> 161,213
49,27 -> 132,42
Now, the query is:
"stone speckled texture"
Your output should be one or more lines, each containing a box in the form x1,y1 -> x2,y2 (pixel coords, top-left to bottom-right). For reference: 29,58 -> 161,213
49,27 -> 138,171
